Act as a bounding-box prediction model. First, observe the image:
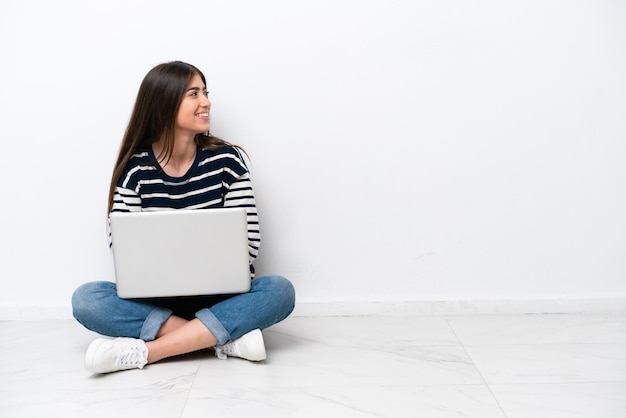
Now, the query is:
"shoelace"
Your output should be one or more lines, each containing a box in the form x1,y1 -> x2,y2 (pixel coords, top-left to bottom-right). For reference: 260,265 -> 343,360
214,342 -> 237,360
115,347 -> 145,367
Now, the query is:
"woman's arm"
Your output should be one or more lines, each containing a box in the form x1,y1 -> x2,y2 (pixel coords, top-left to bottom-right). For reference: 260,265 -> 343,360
107,186 -> 142,249
223,172 -> 261,264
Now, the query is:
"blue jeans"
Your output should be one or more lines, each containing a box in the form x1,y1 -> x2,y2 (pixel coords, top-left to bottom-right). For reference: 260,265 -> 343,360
71,275 -> 295,346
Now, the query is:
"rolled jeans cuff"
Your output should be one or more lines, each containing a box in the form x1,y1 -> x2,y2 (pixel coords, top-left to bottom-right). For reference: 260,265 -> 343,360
139,307 -> 173,341
196,307 -> 231,346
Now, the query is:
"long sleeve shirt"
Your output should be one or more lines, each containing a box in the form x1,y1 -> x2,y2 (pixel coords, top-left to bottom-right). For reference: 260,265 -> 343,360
108,145 -> 260,271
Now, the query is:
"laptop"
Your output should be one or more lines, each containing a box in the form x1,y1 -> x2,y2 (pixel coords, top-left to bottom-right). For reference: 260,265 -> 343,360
109,207 -> 251,299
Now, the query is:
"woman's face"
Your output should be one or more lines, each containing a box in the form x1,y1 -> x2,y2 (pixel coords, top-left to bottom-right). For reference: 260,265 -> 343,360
175,73 -> 211,136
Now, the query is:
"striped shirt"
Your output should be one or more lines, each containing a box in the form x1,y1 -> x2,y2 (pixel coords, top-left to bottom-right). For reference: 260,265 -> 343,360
108,145 -> 260,272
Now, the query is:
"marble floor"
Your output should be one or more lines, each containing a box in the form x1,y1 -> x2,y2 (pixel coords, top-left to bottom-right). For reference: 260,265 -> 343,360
1,313 -> 626,417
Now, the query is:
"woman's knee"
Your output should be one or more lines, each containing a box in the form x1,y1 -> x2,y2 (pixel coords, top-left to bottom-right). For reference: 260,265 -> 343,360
257,273 -> 294,292
254,274 -> 296,312
276,275 -> 296,305
71,281 -> 116,321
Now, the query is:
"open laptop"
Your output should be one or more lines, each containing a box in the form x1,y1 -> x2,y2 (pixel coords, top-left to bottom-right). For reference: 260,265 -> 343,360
109,207 -> 251,299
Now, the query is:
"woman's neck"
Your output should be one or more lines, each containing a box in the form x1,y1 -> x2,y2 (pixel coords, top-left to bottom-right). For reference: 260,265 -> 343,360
153,136 -> 197,177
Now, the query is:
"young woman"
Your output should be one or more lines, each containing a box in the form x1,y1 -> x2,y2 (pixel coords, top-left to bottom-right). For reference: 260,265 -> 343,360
71,61 -> 295,374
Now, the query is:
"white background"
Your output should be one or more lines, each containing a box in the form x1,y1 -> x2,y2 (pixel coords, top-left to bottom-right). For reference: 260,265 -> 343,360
1,0 -> 625,315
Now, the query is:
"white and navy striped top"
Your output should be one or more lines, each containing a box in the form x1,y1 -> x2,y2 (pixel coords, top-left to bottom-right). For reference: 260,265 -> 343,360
108,145 -> 260,273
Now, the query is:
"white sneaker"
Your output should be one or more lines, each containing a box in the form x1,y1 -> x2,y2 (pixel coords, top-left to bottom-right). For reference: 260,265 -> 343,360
85,337 -> 148,373
215,329 -> 266,361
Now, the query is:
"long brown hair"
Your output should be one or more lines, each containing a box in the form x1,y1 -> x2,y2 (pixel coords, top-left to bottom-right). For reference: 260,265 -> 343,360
107,61 -> 239,213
